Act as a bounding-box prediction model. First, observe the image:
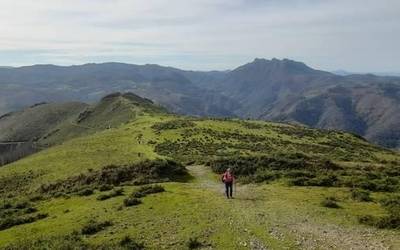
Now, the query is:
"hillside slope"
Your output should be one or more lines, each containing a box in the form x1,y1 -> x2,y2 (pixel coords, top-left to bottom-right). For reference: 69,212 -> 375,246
0,92 -> 166,166
0,94 -> 399,249
0,92 -> 164,146
0,102 -> 87,142
261,84 -> 400,148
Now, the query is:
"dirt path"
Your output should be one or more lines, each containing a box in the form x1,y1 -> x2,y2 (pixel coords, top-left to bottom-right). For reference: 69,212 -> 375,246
186,165 -> 399,250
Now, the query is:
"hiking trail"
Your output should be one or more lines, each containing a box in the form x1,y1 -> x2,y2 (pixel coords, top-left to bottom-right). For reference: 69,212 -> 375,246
185,165 -> 399,250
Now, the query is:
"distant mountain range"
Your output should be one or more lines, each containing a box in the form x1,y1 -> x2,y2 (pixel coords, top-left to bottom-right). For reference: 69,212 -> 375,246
332,70 -> 400,77
0,59 -> 399,148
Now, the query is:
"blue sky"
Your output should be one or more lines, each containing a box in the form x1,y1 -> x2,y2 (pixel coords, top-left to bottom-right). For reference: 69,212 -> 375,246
0,0 -> 399,72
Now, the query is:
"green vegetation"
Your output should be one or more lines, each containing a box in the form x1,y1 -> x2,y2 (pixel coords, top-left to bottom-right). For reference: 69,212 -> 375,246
97,188 -> 124,201
0,100 -> 400,248
351,188 -> 372,202
123,197 -> 142,207
37,159 -> 186,198
0,213 -> 48,231
123,185 -> 165,207
132,185 -> 165,198
321,197 -> 340,208
81,219 -> 113,235
359,194 -> 400,229
187,237 -> 203,249
3,233 -> 145,250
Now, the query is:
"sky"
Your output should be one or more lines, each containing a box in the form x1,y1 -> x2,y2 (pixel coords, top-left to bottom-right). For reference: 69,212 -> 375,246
0,0 -> 399,72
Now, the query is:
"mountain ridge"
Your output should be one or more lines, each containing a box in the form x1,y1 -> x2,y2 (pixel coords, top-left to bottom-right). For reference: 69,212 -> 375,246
0,58 -> 399,148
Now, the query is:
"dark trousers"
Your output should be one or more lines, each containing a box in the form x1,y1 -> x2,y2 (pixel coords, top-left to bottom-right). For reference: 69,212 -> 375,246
225,182 -> 233,198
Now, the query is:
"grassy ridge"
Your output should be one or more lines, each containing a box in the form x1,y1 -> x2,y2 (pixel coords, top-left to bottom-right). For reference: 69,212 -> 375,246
0,111 -> 399,248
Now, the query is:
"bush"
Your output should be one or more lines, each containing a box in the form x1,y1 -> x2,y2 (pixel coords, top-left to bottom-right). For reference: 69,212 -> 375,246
132,185 -> 165,198
380,194 -> 400,209
39,159 -> 186,196
0,213 -> 48,231
151,120 -> 196,131
307,174 -> 338,187
119,236 -> 144,250
359,194 -> 400,229
359,214 -> 400,229
99,184 -> 113,192
14,201 -> 31,209
253,170 -> 280,183
123,198 -> 141,207
287,177 -> 309,186
77,188 -> 94,196
4,233 -> 145,249
3,233 -> 88,250
351,189 -> 372,202
97,188 -> 124,201
321,197 -> 340,208
81,220 -> 112,235
284,170 -> 315,178
187,237 -> 202,249
96,194 -> 110,201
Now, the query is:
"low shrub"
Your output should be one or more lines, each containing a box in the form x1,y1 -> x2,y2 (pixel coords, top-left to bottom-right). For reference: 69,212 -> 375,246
4,233 -> 145,250
307,174 -> 338,187
132,185 -> 165,198
119,236 -> 144,250
359,194 -> 400,229
358,214 -> 400,229
187,237 -> 202,249
81,220 -> 112,235
351,189 -> 372,202
14,201 -> 30,209
24,207 -> 38,214
253,170 -> 280,183
380,194 -> 400,209
151,120 -> 196,131
77,188 -> 94,196
3,233 -> 88,250
321,197 -> 340,208
0,200 -> 39,219
97,188 -> 124,201
0,213 -> 48,231
284,170 -> 315,178
287,177 -> 310,186
99,184 -> 113,192
39,159 -> 186,197
123,197 -> 141,207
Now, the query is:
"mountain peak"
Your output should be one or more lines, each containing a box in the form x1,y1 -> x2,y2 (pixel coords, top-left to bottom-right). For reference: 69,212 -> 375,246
235,58 -> 316,75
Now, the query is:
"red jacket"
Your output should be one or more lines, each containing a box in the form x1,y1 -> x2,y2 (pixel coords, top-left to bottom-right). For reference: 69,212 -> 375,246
222,172 -> 235,183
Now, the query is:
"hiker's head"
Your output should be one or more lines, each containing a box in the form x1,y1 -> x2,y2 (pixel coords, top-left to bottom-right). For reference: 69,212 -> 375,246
227,168 -> 231,173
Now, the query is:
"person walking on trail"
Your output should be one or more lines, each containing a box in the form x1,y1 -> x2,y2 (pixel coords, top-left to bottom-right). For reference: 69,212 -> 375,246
221,168 -> 235,199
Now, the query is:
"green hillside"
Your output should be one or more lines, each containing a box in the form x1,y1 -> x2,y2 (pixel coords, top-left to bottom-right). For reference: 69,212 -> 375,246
1,95 -> 399,249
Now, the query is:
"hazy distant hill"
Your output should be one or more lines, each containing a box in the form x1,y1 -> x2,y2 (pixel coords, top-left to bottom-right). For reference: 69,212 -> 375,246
0,59 -> 399,148
0,63 -> 236,118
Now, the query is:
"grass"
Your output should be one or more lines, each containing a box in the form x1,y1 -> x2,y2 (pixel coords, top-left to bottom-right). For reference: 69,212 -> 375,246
0,112 -> 399,248
0,175 -> 398,249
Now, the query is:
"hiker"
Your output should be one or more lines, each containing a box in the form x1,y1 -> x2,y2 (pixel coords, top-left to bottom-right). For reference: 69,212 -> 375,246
221,168 -> 235,199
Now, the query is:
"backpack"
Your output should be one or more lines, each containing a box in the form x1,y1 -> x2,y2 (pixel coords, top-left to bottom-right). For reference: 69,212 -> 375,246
222,172 -> 234,183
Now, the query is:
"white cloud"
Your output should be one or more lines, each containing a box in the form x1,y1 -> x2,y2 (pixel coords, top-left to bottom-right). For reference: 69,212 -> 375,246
0,0 -> 399,71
